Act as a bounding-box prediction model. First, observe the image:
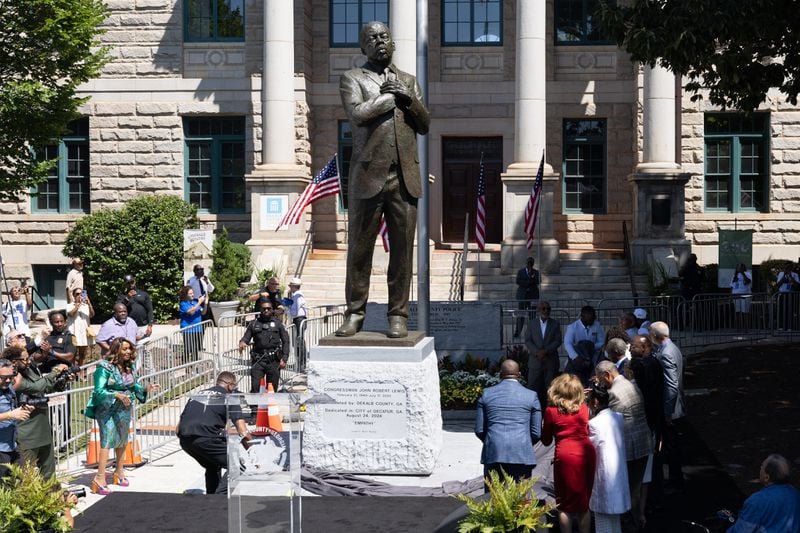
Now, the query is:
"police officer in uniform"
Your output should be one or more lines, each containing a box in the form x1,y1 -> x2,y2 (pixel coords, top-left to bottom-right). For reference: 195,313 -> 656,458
177,371 -> 250,495
238,302 -> 289,393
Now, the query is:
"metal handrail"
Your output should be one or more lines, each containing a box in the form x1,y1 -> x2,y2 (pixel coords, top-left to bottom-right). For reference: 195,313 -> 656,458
294,221 -> 315,278
622,221 -> 639,304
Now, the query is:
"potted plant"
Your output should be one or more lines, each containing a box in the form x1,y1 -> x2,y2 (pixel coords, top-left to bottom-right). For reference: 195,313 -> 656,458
455,470 -> 553,532
0,463 -> 76,532
209,227 -> 253,324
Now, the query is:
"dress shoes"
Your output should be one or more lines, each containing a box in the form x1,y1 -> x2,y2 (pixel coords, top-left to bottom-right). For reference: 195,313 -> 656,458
335,314 -> 364,337
387,316 -> 408,338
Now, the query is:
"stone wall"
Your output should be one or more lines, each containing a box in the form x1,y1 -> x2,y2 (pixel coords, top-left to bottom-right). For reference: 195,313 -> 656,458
682,91 -> 800,263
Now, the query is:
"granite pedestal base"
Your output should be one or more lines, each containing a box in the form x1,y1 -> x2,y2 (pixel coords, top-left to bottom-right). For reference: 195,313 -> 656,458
303,334 -> 442,474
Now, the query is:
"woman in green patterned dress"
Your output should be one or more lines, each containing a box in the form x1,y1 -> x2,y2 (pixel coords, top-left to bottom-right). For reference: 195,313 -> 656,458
85,338 -> 158,494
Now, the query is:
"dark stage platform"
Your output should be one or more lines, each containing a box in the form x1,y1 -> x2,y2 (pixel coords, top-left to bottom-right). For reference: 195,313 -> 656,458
73,492 -> 463,533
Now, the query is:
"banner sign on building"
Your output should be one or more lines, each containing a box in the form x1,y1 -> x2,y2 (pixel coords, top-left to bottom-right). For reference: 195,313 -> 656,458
718,230 -> 753,288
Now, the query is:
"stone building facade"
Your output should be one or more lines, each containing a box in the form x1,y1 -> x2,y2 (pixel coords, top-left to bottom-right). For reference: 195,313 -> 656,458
3,0 -> 799,305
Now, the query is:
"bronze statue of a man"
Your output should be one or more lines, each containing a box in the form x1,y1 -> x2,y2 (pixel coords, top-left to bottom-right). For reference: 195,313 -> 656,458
335,21 -> 431,339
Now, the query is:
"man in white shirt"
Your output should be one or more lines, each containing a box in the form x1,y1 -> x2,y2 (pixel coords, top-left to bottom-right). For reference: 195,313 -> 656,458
564,305 -> 604,385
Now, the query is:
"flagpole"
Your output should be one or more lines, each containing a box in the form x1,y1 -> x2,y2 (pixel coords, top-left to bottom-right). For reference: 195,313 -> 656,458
536,150 -> 543,299
416,0 -> 430,335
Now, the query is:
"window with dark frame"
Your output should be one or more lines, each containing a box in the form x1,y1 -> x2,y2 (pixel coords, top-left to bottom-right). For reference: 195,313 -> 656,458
442,0 -> 502,46
563,119 -> 606,213
330,0 -> 389,47
185,0 -> 244,42
704,113 -> 769,213
33,117 -> 90,214
555,0 -> 609,45
184,116 -> 246,213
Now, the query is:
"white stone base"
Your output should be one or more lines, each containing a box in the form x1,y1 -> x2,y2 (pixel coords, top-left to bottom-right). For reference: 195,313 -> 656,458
302,337 -> 442,474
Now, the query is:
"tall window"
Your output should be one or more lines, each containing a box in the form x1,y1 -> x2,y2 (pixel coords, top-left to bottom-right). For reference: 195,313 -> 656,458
184,117 -> 246,213
337,121 -> 352,211
185,0 -> 244,42
442,0 -> 502,46
33,118 -> 90,214
704,113 -> 769,212
555,0 -> 608,44
330,0 -> 389,47
563,119 -> 606,213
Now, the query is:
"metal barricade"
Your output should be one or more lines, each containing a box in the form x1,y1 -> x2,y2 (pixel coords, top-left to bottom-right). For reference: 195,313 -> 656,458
773,291 -> 800,337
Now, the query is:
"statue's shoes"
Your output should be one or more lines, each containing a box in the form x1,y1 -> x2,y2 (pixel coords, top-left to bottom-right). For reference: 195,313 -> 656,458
335,315 -> 364,337
387,316 -> 408,338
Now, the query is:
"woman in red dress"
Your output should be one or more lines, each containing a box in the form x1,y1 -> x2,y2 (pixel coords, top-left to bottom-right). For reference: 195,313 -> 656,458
541,373 -> 596,533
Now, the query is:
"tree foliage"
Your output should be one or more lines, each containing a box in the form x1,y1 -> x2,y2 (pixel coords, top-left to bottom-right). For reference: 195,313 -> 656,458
210,227 -> 252,301
596,0 -> 799,111
62,196 -> 198,322
0,0 -> 110,201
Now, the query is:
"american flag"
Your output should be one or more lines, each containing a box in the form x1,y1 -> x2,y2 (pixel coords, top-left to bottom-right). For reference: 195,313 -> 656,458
524,154 -> 545,250
474,153 -> 486,251
276,155 -> 340,229
379,216 -> 390,252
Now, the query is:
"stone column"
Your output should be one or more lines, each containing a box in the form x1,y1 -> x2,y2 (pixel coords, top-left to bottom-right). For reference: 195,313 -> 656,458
501,0 -> 560,273
245,0 -> 309,273
630,64 -> 691,266
390,1 -> 416,74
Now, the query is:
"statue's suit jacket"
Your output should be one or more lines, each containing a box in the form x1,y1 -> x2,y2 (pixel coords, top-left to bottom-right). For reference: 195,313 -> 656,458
339,62 -> 430,200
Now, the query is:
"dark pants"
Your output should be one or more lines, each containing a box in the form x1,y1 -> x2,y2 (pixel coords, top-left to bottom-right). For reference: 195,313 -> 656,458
292,317 -> 306,361
653,417 -> 685,491
179,435 -> 228,494
483,463 -> 533,493
250,357 -> 281,393
527,352 -> 559,405
626,455 -> 649,528
564,340 -> 597,386
20,442 -> 56,480
183,330 -> 203,363
345,169 -> 417,320
0,450 -> 20,480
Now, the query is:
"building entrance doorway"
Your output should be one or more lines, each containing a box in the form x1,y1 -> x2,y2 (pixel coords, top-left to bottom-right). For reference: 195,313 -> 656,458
441,137 -> 503,243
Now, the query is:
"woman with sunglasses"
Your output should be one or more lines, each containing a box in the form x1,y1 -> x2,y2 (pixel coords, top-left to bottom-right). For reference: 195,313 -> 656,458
85,338 -> 158,494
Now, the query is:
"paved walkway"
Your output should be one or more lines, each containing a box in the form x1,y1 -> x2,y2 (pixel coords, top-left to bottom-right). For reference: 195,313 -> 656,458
67,417 -> 485,524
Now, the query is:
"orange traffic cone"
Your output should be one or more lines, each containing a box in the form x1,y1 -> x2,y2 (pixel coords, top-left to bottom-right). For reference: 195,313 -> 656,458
121,428 -> 146,467
85,425 -> 100,467
253,380 -> 283,434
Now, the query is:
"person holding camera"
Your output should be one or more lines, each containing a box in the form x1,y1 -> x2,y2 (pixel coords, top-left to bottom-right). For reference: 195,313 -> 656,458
776,263 -> 800,330
0,358 -> 33,480
2,346 -> 70,480
67,288 -> 95,366
2,283 -> 33,337
239,302 -> 289,393
85,338 -> 158,494
117,274 -> 154,340
179,285 -> 207,363
730,263 -> 752,329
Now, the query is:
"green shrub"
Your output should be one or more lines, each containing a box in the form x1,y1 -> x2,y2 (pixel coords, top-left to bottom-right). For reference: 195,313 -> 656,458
63,195 -> 198,322
456,470 -> 553,532
0,463 -> 75,532
211,227 -> 253,301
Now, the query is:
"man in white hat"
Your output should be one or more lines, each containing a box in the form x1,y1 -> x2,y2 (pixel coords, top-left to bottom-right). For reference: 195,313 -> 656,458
634,308 -> 651,335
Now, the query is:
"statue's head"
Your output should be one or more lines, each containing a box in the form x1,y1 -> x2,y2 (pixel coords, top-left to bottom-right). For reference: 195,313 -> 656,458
360,21 -> 394,66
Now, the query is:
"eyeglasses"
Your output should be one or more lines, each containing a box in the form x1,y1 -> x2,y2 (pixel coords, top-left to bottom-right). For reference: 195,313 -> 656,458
221,381 -> 236,387
14,334 -> 25,339
260,307 -> 272,311
0,373 -> 17,381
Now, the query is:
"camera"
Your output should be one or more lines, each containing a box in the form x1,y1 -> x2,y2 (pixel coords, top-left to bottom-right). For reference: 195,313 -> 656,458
18,392 -> 49,409
66,487 -> 86,499
53,364 -> 81,392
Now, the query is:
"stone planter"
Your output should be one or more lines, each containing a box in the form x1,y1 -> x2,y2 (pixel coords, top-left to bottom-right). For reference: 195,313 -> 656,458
209,300 -> 239,325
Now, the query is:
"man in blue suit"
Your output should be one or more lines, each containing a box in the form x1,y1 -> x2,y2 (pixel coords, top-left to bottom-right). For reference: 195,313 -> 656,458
475,359 -> 542,491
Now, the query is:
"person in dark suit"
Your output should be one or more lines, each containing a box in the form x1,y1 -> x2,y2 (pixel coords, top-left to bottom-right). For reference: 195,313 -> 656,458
524,301 -> 561,402
475,359 -> 542,492
649,321 -> 686,491
514,257 -> 541,337
334,21 -> 431,340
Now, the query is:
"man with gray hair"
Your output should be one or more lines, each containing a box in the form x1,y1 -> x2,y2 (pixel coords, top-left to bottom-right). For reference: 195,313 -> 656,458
728,453 -> 800,532
649,320 -> 685,491
595,360 -> 652,530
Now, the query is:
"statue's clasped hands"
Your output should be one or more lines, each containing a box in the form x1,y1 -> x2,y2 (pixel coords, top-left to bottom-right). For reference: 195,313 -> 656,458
380,79 -> 411,105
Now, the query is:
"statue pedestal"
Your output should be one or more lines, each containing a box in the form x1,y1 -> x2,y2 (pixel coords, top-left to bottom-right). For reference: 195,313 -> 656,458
302,334 -> 442,474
